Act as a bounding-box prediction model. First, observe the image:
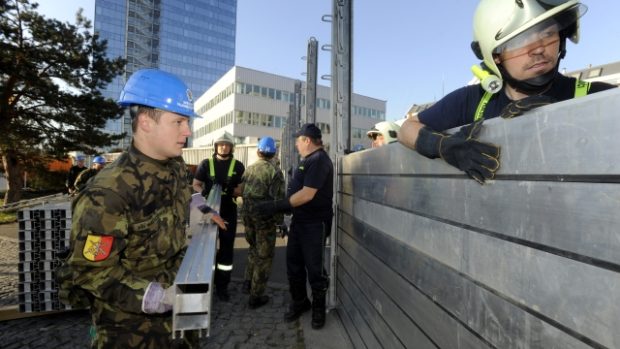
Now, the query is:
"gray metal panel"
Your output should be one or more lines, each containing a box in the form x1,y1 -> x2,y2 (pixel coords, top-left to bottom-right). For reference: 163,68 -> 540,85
337,223 -> 487,349
341,175 -> 620,267
337,277 -> 382,349
336,289 -> 369,349
338,244 -> 438,349
338,212 -> 595,349
336,90 -> 620,348
339,193 -> 620,348
342,88 -> 620,176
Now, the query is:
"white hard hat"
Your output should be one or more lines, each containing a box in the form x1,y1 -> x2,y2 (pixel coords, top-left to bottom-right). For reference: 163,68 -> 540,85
367,121 -> 400,144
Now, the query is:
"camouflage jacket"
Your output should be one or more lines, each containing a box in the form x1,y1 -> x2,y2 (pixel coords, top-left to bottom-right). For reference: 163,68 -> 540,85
59,144 -> 192,325
66,165 -> 86,190
73,168 -> 99,192
241,158 -> 285,220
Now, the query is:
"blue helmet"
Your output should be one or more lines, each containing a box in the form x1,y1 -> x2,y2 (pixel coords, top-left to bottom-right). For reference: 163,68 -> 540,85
93,156 -> 106,165
257,137 -> 276,155
76,155 -> 85,161
118,69 -> 196,118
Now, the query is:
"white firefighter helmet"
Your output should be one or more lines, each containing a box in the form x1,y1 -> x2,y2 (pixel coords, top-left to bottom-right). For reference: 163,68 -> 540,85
472,0 -> 586,90
367,121 -> 400,144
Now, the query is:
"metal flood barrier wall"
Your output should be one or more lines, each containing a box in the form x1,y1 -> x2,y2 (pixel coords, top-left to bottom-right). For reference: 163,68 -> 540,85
336,88 -> 620,349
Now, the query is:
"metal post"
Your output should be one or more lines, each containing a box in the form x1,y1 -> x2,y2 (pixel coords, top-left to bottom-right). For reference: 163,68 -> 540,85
282,81 -> 302,187
326,0 -> 353,310
306,37 -> 319,125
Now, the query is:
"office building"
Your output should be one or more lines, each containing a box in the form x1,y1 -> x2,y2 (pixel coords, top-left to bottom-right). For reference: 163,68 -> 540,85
192,66 -> 386,149
564,60 -> 620,86
94,0 -> 237,148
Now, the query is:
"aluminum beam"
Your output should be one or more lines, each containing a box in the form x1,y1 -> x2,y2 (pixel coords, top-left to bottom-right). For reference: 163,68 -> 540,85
172,185 -> 221,339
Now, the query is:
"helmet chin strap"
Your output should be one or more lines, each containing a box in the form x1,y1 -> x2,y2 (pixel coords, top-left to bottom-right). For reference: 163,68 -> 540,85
215,152 -> 231,160
499,58 -> 561,95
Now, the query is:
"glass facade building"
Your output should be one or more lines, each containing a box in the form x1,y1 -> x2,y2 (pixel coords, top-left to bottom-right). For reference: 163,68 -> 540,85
95,0 -> 237,149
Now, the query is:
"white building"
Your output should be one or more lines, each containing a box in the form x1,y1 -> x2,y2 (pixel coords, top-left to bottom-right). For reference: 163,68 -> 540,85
191,66 -> 386,149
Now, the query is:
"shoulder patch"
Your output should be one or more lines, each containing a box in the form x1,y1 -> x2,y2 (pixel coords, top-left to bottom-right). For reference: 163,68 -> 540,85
83,235 -> 114,261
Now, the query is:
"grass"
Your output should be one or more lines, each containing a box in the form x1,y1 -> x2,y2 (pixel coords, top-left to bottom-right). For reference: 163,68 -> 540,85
0,211 -> 17,224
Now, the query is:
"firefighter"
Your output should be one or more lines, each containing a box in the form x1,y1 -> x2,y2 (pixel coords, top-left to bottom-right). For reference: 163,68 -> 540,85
398,0 -> 616,184
366,121 -> 400,148
192,132 -> 245,302
58,68 -> 200,348
73,156 -> 106,192
239,136 -> 285,309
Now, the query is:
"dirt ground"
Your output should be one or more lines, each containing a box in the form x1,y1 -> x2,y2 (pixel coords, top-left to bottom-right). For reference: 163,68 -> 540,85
0,223 -> 17,240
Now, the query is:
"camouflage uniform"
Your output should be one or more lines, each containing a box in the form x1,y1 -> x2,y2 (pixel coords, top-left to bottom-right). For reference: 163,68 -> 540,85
73,167 -> 99,192
59,145 -> 197,349
66,164 -> 86,193
241,157 -> 285,298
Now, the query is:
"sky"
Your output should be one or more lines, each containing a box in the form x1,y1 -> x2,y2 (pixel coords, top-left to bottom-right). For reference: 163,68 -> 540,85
36,0 -> 620,120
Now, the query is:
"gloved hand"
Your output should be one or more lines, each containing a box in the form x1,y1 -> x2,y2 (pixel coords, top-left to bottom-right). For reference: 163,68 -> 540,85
254,199 -> 292,216
415,119 -> 500,184
142,282 -> 175,314
500,95 -> 557,119
198,204 -> 228,230
276,223 -> 289,238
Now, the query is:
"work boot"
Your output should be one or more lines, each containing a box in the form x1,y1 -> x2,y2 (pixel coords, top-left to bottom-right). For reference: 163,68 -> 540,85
311,290 -> 326,329
283,282 -> 311,322
248,295 -> 269,309
283,298 -> 311,322
216,287 -> 230,302
241,280 -> 251,294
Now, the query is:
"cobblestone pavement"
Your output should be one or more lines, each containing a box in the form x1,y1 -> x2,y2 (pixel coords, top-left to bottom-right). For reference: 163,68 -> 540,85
0,223 -> 351,349
0,237 -> 19,307
0,281 -> 304,349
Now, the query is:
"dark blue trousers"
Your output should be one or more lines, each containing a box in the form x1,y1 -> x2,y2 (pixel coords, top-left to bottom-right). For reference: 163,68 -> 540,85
286,219 -> 331,294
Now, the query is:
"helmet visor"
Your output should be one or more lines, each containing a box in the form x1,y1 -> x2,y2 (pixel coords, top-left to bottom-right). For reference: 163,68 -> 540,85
494,2 -> 585,41
494,4 -> 585,60
495,19 -> 561,60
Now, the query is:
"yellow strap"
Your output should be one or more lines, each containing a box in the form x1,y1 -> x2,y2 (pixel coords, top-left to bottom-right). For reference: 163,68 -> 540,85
474,79 -> 590,121
208,157 -> 236,179
474,91 -> 493,121
209,157 -> 236,195
574,79 -> 590,98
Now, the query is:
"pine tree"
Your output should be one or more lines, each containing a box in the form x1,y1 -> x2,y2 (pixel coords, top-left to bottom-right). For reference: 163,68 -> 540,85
0,0 -> 125,204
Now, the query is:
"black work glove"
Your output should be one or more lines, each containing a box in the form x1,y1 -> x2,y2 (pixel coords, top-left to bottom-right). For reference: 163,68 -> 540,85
254,199 -> 292,216
415,119 -> 500,184
500,95 -> 557,119
276,223 -> 289,238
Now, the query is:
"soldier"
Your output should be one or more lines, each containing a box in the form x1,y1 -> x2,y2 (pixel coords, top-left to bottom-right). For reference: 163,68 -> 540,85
66,155 -> 86,194
192,132 -> 245,301
73,155 -> 106,193
239,136 -> 285,309
58,69 -> 199,348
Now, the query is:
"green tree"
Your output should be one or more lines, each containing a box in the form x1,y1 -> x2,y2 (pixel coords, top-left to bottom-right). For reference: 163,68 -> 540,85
0,0 -> 125,204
